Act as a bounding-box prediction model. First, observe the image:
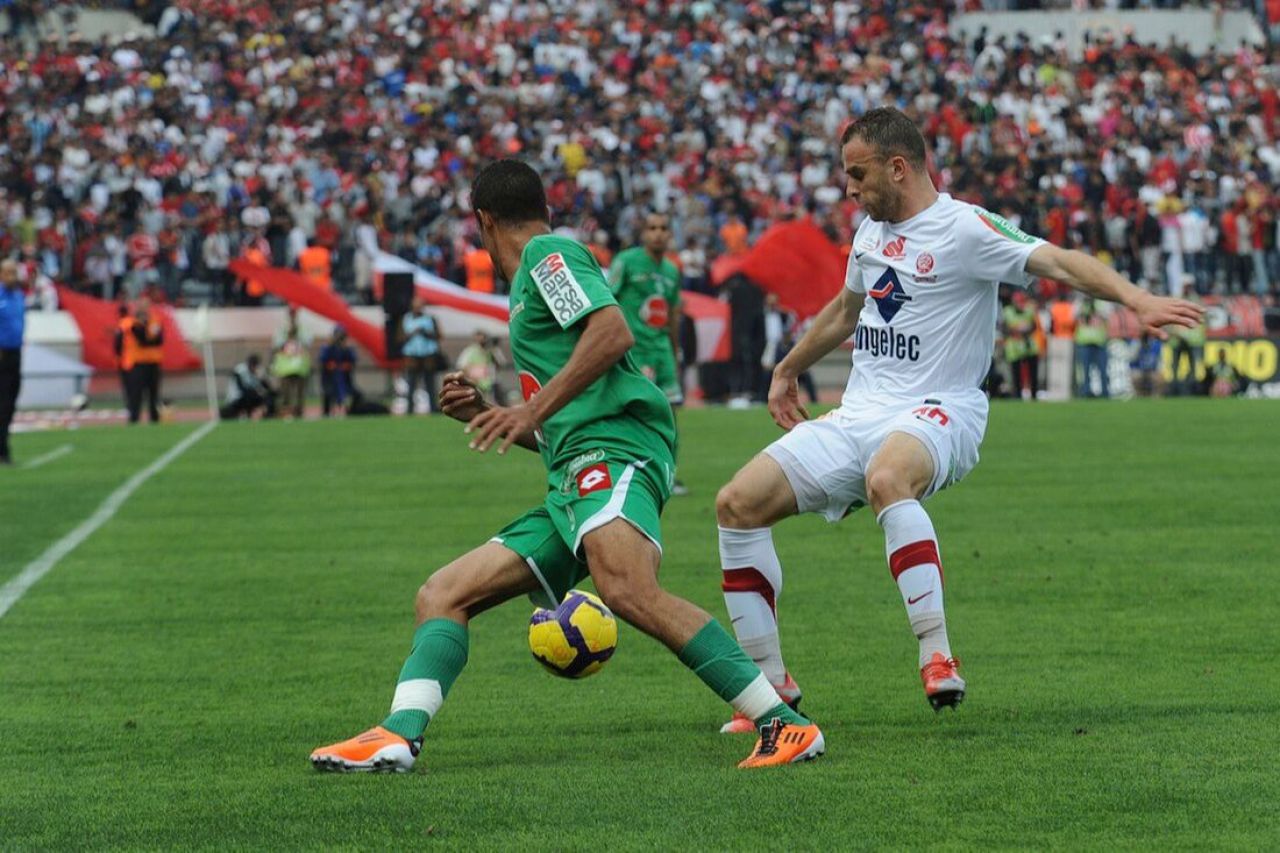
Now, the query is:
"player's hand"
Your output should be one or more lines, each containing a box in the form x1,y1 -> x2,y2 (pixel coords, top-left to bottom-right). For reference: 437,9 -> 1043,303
1133,292 -> 1205,340
465,403 -> 539,455
440,372 -> 488,423
767,369 -> 810,431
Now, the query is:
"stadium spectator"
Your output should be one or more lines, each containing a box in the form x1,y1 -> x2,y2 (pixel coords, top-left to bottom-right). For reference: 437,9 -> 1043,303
1131,333 -> 1165,398
401,297 -> 443,414
319,326 -> 356,417
0,259 -> 25,465
1074,299 -> 1111,398
1002,290 -> 1041,400
221,354 -> 277,420
272,308 -> 311,419
0,0 -> 1277,313
1168,306 -> 1208,395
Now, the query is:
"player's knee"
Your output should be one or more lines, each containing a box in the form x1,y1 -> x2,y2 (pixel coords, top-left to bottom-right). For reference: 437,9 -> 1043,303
716,480 -> 763,528
415,569 -> 461,621
866,466 -> 912,515
588,561 -> 656,627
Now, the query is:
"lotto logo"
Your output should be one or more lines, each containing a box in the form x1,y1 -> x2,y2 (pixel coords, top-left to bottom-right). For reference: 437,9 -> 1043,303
577,463 -> 612,497
531,252 -> 590,326
883,236 -> 906,260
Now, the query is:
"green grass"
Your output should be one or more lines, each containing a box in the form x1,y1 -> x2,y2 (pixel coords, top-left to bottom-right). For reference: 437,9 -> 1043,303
1,401 -> 1277,850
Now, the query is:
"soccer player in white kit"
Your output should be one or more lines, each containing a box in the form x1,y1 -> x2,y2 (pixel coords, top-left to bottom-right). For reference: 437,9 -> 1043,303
715,107 -> 1204,732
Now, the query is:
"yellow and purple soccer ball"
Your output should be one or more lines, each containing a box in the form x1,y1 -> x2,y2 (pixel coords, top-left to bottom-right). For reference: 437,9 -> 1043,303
528,590 -> 618,679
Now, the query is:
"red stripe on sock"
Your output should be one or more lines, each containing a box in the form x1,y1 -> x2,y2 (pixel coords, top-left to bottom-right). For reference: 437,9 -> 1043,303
721,568 -> 776,613
888,540 -> 943,583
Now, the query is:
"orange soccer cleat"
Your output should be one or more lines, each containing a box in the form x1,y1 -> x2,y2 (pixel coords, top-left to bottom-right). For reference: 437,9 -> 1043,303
921,653 -> 966,711
310,726 -> 421,773
737,718 -> 825,769
720,673 -> 803,734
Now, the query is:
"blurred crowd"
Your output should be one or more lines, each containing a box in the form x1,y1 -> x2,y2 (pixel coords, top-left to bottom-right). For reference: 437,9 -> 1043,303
1,0 -> 1279,312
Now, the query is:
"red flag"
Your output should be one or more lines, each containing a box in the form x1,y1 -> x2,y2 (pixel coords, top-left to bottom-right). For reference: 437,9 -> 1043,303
680,291 -> 731,362
710,219 -> 846,319
56,286 -> 202,371
228,260 -> 389,364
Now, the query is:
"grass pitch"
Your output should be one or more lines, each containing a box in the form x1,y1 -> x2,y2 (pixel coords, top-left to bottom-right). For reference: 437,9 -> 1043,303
1,400 -> 1277,849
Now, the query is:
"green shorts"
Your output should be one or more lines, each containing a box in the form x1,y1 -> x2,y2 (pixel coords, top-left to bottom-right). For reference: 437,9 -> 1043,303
633,348 -> 683,405
491,448 -> 673,609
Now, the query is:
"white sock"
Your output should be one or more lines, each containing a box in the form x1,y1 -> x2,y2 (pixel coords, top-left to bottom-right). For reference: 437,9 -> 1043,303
728,673 -> 786,723
719,526 -> 787,685
877,499 -> 951,668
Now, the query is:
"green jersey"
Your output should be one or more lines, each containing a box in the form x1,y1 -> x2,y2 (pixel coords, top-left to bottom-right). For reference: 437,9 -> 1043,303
509,234 -> 676,470
608,247 -> 681,357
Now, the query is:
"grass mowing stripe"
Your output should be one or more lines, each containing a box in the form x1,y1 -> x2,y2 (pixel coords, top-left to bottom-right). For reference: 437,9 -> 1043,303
19,443 -> 74,470
0,420 -> 216,621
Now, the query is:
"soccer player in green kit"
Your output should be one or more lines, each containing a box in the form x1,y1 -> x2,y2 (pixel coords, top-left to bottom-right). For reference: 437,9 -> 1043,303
609,213 -> 690,494
310,160 -> 822,772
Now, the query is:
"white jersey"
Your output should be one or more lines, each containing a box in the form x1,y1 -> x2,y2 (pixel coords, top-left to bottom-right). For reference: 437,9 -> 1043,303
842,193 -> 1045,407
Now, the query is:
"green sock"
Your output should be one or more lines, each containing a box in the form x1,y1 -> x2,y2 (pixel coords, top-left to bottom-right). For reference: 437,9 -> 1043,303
381,618 -> 469,740
678,619 -> 807,728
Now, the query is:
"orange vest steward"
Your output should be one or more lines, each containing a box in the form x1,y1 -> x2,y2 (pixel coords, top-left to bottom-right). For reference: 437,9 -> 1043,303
300,245 -> 332,290
464,248 -> 495,293
243,247 -> 267,297
1050,300 -> 1076,339
119,317 -> 163,369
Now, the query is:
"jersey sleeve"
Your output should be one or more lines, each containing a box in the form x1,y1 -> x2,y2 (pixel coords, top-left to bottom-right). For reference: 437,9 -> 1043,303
527,238 -> 617,329
959,206 -> 1046,288
843,247 -> 864,293
607,254 -> 626,294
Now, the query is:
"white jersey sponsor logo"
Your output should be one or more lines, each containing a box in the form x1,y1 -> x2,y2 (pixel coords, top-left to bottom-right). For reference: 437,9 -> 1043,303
531,252 -> 590,326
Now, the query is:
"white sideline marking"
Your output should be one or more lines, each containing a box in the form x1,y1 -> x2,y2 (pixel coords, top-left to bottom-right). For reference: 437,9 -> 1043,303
0,421 -> 217,621
21,444 -> 74,470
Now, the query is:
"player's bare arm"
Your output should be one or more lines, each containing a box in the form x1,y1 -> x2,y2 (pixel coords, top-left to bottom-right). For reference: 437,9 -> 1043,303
442,372 -> 539,452
467,306 -> 635,454
1025,244 -> 1204,339
768,287 -> 865,430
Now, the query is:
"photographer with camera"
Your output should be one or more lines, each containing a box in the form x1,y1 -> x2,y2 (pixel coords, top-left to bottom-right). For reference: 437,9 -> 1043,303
401,297 -> 444,414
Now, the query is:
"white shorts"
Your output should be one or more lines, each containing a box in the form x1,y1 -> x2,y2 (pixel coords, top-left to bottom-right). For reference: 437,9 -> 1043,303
763,393 -> 987,522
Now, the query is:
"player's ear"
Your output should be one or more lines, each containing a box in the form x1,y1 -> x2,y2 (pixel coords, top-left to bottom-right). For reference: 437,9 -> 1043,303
891,155 -> 908,182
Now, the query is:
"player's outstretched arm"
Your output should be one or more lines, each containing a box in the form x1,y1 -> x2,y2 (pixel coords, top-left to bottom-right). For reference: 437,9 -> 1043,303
768,288 -> 865,430
466,307 -> 635,455
1025,244 -> 1204,340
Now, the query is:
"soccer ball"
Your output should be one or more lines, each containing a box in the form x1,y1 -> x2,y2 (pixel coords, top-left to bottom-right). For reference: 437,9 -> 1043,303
528,590 -> 618,679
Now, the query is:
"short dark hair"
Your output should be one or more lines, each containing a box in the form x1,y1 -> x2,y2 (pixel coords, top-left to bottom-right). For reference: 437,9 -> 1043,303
470,159 -> 549,225
841,107 -> 927,169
